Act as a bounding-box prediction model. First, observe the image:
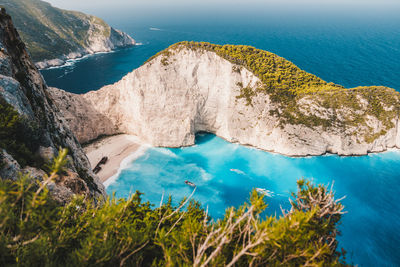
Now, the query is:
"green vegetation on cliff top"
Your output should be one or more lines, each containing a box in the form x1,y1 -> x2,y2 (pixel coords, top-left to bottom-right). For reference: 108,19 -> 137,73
150,41 -> 400,142
147,41 -> 343,96
0,151 -> 348,266
1,0 -> 111,62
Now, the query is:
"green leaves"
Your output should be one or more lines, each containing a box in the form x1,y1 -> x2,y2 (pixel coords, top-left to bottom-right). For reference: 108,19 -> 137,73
0,161 -> 348,267
44,148 -> 69,176
0,97 -> 42,168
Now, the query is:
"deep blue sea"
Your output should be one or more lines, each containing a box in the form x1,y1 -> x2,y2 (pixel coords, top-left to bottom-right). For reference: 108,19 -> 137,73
41,8 -> 400,93
40,7 -> 400,266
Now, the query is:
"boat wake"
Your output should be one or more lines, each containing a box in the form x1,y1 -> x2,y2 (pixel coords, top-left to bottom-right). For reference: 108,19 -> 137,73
230,168 -> 246,175
255,188 -> 274,197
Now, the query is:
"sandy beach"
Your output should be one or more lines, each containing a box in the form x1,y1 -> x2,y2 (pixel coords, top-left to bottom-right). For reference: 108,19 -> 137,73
84,134 -> 143,183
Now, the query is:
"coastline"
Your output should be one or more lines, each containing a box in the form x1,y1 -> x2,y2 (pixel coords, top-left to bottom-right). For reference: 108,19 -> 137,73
82,132 -> 400,190
37,50 -> 115,70
36,44 -> 138,70
84,134 -> 147,184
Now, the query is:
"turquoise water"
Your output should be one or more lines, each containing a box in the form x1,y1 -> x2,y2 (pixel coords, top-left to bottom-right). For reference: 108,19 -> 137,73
107,134 -> 400,266
39,6 -> 400,266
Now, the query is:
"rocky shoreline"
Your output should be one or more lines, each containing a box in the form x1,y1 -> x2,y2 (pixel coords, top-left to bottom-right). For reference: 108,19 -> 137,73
36,28 -> 135,69
37,49 -> 115,70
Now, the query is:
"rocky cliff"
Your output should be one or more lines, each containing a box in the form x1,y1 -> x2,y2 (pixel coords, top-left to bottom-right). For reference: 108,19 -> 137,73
1,0 -> 135,69
50,42 -> 400,156
0,8 -> 105,203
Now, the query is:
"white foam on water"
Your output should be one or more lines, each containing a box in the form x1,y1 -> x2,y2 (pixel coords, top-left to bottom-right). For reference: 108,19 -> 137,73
198,167 -> 213,181
184,163 -> 213,182
155,148 -> 179,158
230,168 -> 246,175
42,50 -> 116,70
103,145 -> 149,188
255,188 -> 274,197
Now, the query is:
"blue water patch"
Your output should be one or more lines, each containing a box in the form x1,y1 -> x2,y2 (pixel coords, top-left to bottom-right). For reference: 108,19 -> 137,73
107,133 -> 400,266
40,11 -> 400,93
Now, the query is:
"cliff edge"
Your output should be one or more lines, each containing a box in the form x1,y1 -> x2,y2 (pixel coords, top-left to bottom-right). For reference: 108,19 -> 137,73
50,42 -> 400,156
0,8 -> 105,202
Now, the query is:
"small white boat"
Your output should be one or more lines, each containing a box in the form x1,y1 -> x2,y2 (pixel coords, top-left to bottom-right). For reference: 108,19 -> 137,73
185,180 -> 196,187
256,188 -> 273,197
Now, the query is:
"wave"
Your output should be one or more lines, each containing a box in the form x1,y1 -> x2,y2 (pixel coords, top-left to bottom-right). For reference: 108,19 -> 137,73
155,148 -> 179,158
198,167 -> 212,181
103,145 -> 149,188
255,188 -> 274,197
42,50 -> 116,70
149,27 -> 162,31
230,168 -> 246,175
183,162 -> 213,182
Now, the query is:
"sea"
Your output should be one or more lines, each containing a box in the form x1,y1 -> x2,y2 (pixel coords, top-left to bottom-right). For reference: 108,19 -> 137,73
40,5 -> 400,266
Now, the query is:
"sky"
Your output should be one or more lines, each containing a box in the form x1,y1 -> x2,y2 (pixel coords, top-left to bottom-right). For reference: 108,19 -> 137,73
43,0 -> 400,25
45,0 -> 400,11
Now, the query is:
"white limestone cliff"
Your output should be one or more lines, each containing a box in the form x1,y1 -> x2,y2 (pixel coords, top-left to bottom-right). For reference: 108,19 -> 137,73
50,46 -> 400,156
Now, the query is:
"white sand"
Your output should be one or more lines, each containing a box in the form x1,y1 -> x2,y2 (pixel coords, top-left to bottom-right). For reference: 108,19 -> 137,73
84,134 -> 144,183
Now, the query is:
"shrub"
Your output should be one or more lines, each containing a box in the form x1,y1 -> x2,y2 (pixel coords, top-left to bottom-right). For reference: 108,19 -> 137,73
0,98 -> 40,166
0,150 -> 349,266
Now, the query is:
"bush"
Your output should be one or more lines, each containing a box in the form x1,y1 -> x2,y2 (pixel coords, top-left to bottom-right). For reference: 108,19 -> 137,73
0,98 -> 40,166
0,151 -> 349,266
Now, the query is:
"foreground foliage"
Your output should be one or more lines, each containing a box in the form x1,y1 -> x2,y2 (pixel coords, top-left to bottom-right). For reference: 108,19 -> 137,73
0,151 -> 348,266
0,97 -> 39,166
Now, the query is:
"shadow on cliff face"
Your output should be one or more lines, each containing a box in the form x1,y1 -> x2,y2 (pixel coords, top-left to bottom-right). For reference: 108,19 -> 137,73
0,8 -> 106,202
48,87 -> 118,144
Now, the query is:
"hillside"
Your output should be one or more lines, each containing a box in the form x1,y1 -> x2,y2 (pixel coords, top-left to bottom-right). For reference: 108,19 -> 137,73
0,0 -> 135,68
0,8 -> 105,202
51,41 -> 400,156
0,10 -> 352,266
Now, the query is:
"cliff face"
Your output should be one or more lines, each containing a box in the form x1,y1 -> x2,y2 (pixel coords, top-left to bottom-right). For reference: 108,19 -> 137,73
2,0 -> 135,69
50,43 -> 400,156
0,9 -> 105,202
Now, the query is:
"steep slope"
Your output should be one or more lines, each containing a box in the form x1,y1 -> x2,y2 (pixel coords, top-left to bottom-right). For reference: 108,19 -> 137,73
1,0 -> 135,68
50,42 -> 400,156
0,8 -> 105,202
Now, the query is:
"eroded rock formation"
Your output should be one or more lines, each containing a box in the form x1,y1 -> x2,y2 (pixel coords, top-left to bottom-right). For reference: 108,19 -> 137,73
50,43 -> 400,156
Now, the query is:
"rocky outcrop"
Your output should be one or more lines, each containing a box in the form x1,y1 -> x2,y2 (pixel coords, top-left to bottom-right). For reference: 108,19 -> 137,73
35,26 -> 135,69
50,43 -> 400,157
2,0 -> 135,69
0,8 -> 105,202
0,150 -> 21,181
48,87 -> 118,143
